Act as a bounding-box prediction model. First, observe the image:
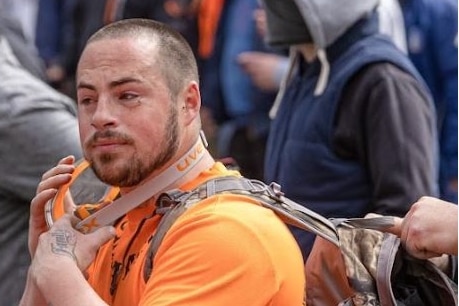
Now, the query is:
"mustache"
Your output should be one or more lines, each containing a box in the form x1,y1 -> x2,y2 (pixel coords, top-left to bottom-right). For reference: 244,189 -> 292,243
85,130 -> 134,147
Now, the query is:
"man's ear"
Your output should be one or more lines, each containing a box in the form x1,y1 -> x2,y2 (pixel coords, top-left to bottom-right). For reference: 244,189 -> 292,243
181,81 -> 201,125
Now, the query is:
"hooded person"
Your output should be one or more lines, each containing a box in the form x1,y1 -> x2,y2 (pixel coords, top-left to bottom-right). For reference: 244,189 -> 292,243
260,0 -> 439,260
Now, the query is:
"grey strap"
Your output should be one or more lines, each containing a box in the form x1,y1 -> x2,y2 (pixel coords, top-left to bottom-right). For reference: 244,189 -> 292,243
376,233 -> 400,305
331,216 -> 396,231
161,176 -> 340,245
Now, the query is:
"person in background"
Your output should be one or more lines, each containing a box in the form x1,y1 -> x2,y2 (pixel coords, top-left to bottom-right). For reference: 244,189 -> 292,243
35,0 -> 78,95
19,19 -> 304,306
198,0 -> 279,180
46,0 -> 107,100
400,0 -> 458,203
0,10 -> 46,81
115,0 -> 201,57
0,0 -> 39,47
238,0 -> 408,93
0,30 -> 82,306
260,0 -> 438,260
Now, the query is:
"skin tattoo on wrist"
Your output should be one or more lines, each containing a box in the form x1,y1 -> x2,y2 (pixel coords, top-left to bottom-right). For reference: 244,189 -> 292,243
50,229 -> 77,263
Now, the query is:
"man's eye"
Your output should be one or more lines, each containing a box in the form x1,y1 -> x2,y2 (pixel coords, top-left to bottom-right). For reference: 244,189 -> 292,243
119,93 -> 138,100
79,97 -> 94,106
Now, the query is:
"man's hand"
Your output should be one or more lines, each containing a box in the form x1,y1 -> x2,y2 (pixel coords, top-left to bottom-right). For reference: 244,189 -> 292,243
238,52 -> 287,92
32,214 -> 115,275
29,155 -> 76,257
383,196 -> 458,259
24,214 -> 114,306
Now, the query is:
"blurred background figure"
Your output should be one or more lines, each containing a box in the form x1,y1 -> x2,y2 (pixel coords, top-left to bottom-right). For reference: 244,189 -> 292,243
238,0 -> 457,207
238,0 -> 409,94
0,27 -> 82,306
0,10 -> 46,81
103,0 -> 200,58
400,0 -> 458,203
0,0 -> 39,46
198,0 -> 280,180
35,0 -> 108,99
259,0 -> 438,260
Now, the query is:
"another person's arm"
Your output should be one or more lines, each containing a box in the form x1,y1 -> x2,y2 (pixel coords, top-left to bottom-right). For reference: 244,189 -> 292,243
238,52 -> 288,92
385,196 -> 458,259
336,63 -> 438,216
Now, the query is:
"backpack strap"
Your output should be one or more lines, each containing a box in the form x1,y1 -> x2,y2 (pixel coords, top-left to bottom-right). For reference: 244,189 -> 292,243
143,176 -> 340,282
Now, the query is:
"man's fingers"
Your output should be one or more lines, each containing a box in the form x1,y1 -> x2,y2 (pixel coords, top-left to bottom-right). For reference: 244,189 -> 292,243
75,226 -> 115,270
36,173 -> 73,193
90,226 -> 116,247
58,155 -> 76,165
30,189 -> 58,218
63,191 -> 77,214
37,156 -> 76,192
382,216 -> 403,237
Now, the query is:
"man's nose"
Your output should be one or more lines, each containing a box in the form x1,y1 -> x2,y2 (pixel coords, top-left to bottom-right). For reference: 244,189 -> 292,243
91,97 -> 117,129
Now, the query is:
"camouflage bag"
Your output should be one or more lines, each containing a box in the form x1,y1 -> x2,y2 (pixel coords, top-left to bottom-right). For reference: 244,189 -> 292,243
305,218 -> 458,306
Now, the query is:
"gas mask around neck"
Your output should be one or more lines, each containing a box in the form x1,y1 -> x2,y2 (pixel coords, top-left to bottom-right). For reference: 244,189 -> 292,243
262,0 -> 313,48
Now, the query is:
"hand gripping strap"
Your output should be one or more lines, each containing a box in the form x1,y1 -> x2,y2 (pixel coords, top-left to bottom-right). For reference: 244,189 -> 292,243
331,217 -> 397,231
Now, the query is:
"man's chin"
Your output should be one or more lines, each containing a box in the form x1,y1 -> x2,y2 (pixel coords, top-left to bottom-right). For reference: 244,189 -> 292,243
90,155 -> 124,184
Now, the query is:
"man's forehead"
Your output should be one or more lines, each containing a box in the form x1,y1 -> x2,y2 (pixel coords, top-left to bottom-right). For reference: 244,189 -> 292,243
84,34 -> 157,54
77,38 -> 158,75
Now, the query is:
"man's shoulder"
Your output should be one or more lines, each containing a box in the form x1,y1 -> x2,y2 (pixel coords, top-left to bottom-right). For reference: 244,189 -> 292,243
349,61 -> 420,89
177,190 -> 284,229
181,162 -> 242,191
164,190 -> 300,262
169,178 -> 296,244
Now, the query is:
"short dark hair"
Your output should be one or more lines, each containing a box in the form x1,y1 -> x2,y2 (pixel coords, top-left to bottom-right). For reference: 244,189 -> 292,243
85,18 -> 199,97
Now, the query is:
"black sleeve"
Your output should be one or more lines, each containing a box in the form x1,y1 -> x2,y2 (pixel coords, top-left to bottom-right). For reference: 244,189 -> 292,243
333,63 -> 438,216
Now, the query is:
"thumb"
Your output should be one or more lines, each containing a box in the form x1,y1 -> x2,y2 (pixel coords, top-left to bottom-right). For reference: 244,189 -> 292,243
380,216 -> 403,237
74,225 -> 116,271
89,226 -> 116,247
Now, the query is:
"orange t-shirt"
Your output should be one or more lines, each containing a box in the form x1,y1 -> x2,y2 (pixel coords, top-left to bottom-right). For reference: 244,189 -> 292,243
87,162 -> 305,305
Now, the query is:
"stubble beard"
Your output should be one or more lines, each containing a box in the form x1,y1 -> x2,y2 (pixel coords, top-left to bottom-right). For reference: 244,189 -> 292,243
89,106 -> 180,187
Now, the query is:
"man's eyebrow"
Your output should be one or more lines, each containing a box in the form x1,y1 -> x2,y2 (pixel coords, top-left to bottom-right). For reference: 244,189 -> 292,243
109,77 -> 142,88
77,77 -> 142,90
77,81 -> 95,91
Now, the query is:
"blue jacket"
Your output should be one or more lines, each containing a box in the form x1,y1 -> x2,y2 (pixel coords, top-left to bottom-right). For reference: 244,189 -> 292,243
264,16 -> 437,258
401,0 -> 458,202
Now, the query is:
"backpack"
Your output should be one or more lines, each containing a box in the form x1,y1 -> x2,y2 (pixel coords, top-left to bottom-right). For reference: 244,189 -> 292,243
143,175 -> 458,306
305,219 -> 458,305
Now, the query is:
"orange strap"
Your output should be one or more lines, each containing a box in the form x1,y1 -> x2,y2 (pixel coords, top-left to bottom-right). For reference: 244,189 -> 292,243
50,159 -> 91,222
198,0 -> 225,59
46,159 -> 120,225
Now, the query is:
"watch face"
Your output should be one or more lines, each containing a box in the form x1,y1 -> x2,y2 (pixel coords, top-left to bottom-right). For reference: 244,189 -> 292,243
44,159 -> 119,228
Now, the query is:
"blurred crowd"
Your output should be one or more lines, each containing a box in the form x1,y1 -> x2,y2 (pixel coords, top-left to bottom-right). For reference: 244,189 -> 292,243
0,0 -> 457,305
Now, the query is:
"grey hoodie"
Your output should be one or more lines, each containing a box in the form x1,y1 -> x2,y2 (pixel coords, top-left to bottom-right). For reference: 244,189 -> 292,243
0,36 -> 82,306
261,0 -> 380,112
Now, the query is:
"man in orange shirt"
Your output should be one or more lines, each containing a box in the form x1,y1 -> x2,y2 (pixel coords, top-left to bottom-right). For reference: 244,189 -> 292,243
19,19 -> 304,306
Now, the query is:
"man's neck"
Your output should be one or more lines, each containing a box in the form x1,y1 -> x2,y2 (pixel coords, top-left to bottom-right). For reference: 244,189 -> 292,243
292,43 -> 317,63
